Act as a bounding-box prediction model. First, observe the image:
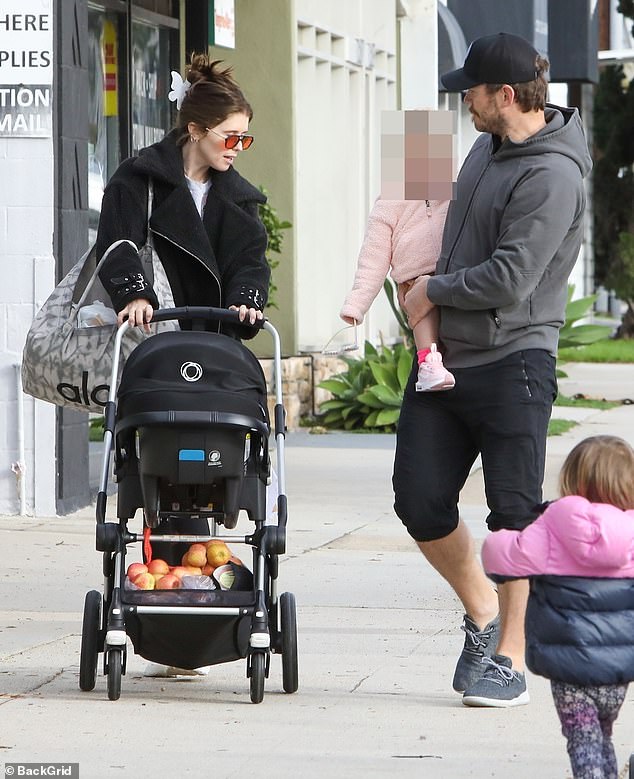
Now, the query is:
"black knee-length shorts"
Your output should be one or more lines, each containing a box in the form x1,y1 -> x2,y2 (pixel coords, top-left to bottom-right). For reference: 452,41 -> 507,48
392,349 -> 557,542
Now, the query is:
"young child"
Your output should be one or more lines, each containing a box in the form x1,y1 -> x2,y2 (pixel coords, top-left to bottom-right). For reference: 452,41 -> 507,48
481,435 -> 634,779
340,198 -> 455,392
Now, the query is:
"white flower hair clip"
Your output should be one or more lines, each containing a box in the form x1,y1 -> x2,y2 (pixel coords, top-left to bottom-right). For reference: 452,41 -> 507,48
168,71 -> 191,110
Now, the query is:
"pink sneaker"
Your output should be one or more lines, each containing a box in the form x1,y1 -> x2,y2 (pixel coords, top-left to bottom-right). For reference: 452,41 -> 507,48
415,343 -> 455,392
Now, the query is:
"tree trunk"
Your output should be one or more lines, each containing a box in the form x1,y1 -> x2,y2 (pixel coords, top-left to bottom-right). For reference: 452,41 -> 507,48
615,300 -> 634,339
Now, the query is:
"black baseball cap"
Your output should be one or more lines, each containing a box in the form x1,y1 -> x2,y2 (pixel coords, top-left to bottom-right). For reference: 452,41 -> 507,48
441,32 -> 539,92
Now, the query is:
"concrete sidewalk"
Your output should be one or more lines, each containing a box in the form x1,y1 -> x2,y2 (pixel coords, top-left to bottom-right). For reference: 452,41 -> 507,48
0,362 -> 633,778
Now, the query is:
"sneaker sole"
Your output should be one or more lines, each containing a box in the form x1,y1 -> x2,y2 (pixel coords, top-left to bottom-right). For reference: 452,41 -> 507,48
462,690 -> 530,708
415,380 -> 455,392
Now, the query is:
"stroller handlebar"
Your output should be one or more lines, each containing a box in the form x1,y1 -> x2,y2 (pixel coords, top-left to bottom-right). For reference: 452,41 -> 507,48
151,306 -> 266,330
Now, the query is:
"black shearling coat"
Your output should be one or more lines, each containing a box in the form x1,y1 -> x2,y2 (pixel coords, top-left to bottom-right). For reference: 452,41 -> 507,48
96,129 -> 269,339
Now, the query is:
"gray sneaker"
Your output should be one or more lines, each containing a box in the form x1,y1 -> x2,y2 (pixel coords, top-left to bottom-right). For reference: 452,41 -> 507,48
452,614 -> 500,693
462,655 -> 530,707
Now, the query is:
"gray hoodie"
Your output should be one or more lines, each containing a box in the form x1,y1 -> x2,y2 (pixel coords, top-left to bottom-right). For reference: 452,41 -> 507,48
427,105 -> 592,369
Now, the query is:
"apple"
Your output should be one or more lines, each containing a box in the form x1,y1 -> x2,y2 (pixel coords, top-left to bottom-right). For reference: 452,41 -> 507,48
207,541 -> 231,568
152,573 -> 166,586
201,564 -> 214,576
133,572 -> 155,589
170,566 -> 189,580
147,559 -> 169,576
156,573 -> 180,590
230,555 -> 243,567
183,543 -> 207,568
127,562 -> 148,580
183,566 -> 202,576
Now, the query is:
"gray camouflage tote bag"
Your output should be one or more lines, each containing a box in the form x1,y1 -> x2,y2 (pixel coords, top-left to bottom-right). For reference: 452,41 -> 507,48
21,181 -> 174,414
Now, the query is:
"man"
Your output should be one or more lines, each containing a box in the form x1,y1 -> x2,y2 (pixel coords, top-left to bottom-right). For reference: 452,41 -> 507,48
392,32 -> 592,707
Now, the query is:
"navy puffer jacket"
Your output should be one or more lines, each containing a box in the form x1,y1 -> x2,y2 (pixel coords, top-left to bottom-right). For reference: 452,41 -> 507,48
526,575 -> 634,685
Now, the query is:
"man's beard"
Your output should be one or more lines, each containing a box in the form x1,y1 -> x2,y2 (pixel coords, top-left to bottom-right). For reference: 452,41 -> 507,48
471,109 -> 506,138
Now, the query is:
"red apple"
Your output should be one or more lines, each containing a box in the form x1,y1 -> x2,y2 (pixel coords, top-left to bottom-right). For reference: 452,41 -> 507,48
127,562 -> 148,581
230,555 -> 243,567
156,573 -> 180,590
152,573 -> 166,586
147,559 -> 169,576
133,572 -> 155,589
170,566 -> 189,581
183,566 -> 202,576
201,564 -> 214,576
183,543 -> 207,568
207,541 -> 231,568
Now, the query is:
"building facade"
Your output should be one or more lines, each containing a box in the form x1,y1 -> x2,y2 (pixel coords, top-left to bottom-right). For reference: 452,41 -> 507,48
1,0 -> 629,516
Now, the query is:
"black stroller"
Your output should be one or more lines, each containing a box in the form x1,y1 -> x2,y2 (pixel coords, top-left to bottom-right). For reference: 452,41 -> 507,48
78,307 -> 297,703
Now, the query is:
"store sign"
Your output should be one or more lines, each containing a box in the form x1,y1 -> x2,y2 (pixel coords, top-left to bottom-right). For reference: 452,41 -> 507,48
211,0 -> 235,49
0,0 -> 53,137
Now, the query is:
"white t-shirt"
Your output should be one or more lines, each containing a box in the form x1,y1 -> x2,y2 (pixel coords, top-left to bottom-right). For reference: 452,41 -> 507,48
186,176 -> 212,217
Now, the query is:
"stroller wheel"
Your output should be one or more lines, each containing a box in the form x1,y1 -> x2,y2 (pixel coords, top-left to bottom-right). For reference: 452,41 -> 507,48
79,590 -> 102,692
107,648 -> 123,701
280,592 -> 298,694
249,652 -> 266,704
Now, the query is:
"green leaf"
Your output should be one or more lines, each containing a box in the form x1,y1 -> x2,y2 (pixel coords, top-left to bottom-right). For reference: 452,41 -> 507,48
397,348 -> 414,389
367,384 -> 403,407
369,362 -> 400,393
364,410 -> 379,427
357,391 -> 387,409
318,378 -> 351,395
561,325 -> 613,345
563,294 -> 597,323
364,341 -> 378,358
375,408 -> 400,426
323,410 -> 344,425
319,399 -> 349,411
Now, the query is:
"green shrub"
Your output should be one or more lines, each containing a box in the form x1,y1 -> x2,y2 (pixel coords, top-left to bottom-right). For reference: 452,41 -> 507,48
258,187 -> 291,310
318,340 -> 413,432
558,285 -> 613,350
557,285 -> 613,377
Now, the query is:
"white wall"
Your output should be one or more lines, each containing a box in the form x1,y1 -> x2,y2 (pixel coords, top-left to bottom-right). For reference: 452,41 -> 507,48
0,135 -> 56,516
294,0 -> 399,351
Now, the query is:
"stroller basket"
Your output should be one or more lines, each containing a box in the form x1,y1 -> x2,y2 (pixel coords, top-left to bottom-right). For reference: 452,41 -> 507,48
123,588 -> 256,669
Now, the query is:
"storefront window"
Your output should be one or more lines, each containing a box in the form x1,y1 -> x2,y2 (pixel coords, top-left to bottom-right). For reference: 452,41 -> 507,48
132,21 -> 172,154
86,6 -> 175,241
88,9 -> 122,241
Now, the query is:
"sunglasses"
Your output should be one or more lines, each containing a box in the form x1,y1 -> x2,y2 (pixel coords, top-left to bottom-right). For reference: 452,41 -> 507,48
321,323 -> 359,356
207,127 -> 254,150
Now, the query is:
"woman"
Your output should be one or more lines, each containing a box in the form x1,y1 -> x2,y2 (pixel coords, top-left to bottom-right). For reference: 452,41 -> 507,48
95,53 -> 270,676
96,52 -> 269,335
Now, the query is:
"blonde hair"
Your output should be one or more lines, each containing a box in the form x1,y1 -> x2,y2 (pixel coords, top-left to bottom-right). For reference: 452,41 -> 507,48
175,52 -> 252,146
558,435 -> 634,510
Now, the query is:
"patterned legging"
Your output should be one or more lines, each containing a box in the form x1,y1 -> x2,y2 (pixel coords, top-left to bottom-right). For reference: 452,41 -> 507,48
550,681 -> 628,779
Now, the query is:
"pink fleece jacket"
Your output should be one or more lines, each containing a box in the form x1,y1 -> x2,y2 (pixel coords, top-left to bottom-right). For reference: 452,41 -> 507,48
481,495 -> 634,578
340,198 -> 449,324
